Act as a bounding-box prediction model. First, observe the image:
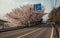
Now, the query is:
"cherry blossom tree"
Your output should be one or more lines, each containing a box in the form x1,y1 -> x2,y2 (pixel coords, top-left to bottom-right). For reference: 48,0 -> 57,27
5,4 -> 45,27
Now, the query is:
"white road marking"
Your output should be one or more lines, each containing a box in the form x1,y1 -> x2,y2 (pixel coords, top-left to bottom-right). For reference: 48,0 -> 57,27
50,26 -> 54,38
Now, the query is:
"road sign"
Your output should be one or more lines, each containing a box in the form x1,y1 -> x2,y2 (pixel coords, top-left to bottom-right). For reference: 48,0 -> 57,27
34,3 -> 41,10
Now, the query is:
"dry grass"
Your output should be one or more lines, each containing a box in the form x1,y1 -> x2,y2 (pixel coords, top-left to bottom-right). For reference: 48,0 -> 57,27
57,26 -> 60,32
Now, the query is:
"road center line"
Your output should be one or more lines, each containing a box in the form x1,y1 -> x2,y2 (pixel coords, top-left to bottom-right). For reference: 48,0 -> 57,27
17,28 -> 42,38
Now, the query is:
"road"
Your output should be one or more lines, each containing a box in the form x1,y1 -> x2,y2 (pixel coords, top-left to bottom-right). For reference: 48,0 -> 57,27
0,23 -> 56,38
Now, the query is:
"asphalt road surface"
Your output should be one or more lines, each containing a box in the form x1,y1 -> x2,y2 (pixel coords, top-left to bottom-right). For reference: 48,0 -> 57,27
0,23 -> 56,38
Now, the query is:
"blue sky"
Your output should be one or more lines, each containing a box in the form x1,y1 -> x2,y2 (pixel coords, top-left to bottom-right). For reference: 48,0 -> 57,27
0,0 -> 60,21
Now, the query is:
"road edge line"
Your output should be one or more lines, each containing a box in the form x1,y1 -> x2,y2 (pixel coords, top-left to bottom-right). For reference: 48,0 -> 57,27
50,26 -> 54,38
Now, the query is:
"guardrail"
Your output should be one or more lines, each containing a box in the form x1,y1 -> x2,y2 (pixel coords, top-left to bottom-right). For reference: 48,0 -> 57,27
0,26 -> 26,32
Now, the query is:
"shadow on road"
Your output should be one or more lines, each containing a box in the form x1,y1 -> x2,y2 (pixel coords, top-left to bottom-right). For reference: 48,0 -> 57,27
0,23 -> 52,33
26,23 -> 52,28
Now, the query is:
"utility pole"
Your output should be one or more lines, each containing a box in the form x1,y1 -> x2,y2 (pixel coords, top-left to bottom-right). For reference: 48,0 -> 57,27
28,8 -> 32,27
55,0 -> 57,7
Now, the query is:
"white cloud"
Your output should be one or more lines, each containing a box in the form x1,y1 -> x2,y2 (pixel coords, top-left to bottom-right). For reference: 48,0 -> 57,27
0,0 -> 20,20
0,0 -> 60,21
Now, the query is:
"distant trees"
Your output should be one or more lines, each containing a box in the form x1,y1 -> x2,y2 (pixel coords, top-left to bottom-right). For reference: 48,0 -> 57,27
47,6 -> 60,25
5,4 -> 45,27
